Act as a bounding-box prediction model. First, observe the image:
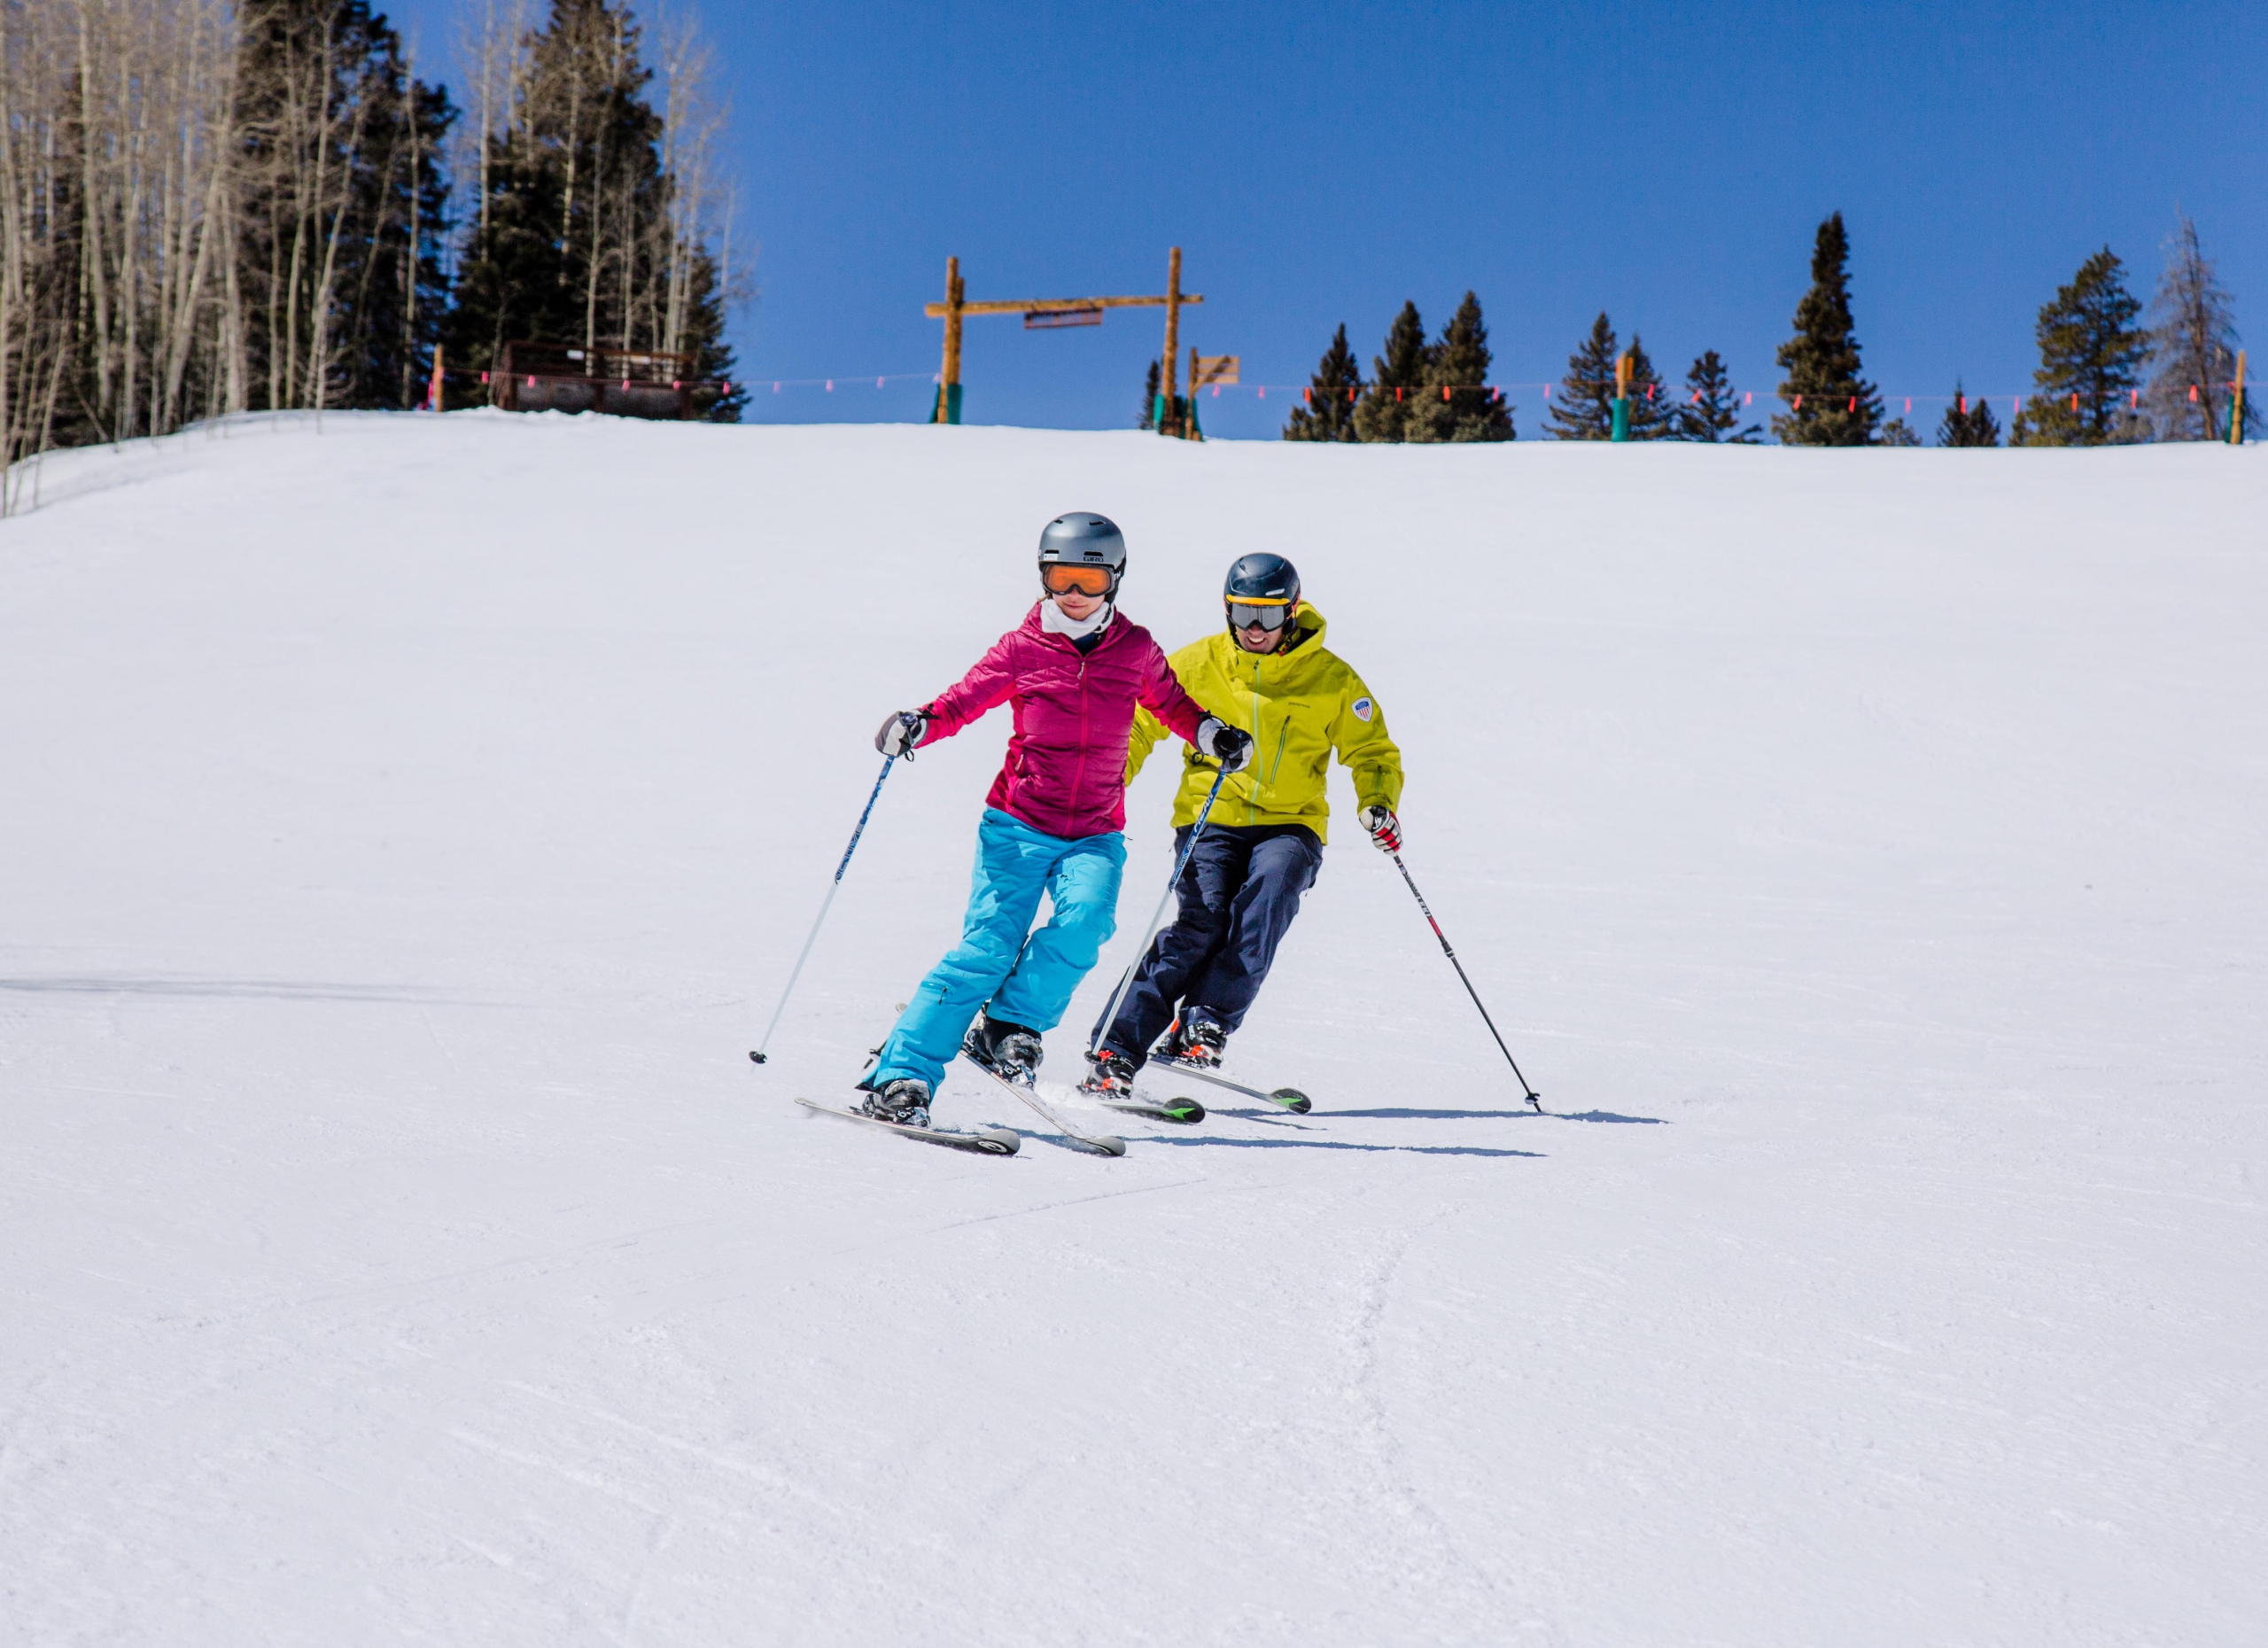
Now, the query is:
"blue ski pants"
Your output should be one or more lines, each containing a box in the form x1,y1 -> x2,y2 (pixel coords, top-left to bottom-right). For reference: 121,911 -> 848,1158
1091,822 -> 1322,1071
867,808 -> 1126,1092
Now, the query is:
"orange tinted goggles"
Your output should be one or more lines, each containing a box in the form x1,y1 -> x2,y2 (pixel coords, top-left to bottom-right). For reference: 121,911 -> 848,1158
1041,563 -> 1115,597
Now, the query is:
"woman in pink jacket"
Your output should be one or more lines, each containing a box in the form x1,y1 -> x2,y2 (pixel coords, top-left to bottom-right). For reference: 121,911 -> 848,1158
859,513 -> 1253,1129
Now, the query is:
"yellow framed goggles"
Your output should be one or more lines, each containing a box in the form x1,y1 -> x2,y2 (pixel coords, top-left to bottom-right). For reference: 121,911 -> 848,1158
1226,597 -> 1293,631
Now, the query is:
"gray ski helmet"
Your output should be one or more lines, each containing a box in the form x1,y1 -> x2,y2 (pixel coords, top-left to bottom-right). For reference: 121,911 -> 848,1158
1037,512 -> 1128,572
1224,552 -> 1300,609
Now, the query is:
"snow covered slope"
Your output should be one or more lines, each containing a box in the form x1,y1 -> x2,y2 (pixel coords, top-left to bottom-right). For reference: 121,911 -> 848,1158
4,412 -> 2265,1645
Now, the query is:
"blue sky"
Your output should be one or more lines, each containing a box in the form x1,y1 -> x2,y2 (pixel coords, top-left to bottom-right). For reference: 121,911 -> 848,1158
390,0 -> 2265,438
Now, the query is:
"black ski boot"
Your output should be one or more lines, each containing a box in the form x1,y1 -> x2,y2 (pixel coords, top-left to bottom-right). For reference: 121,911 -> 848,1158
1157,1013 -> 1226,1069
858,1077 -> 932,1131
1078,1047 -> 1138,1099
962,1013 -> 1044,1081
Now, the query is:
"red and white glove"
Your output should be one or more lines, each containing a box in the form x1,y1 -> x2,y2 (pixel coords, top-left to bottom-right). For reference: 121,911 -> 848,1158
1357,805 -> 1402,853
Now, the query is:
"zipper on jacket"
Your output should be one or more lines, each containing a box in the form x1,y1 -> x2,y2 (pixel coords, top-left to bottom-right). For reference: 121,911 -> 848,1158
1247,655 -> 1264,826
1070,657 -> 1089,823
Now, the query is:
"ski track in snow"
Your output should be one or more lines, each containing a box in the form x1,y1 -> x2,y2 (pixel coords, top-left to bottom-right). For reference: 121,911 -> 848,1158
2,412 -> 2265,1644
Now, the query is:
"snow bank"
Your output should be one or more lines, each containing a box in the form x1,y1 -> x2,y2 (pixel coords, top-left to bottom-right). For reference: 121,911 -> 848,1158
4,411 -> 2264,1644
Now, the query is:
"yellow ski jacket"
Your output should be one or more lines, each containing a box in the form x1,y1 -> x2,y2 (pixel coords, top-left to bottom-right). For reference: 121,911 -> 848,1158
1125,602 -> 1402,844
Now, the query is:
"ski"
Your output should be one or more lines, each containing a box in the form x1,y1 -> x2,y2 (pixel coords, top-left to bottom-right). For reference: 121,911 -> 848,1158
1152,1061 -> 1312,1114
959,1056 -> 1128,1156
796,1097 -> 1021,1156
1090,1093 -> 1204,1126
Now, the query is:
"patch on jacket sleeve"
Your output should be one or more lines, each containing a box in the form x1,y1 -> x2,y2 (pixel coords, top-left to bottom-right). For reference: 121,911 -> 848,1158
1351,696 -> 1374,722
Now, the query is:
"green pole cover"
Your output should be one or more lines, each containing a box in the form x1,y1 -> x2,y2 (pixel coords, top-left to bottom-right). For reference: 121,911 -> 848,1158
1610,396 -> 1631,442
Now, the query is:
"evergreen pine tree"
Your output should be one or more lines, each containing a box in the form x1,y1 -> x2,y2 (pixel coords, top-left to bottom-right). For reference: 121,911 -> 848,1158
1283,325 -> 1363,440
1674,350 -> 1761,442
1140,360 -> 1160,431
1935,382 -> 2001,447
2143,216 -> 2254,442
1547,313 -> 1619,439
1773,212 -> 1882,446
446,0 -> 739,417
1410,292 -> 1514,442
1878,418 -> 1922,447
2010,248 -> 2149,446
1354,302 -> 1430,442
1620,333 -> 1674,440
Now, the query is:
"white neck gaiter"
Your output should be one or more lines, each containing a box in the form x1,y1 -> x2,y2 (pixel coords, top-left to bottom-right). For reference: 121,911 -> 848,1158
1041,600 -> 1114,641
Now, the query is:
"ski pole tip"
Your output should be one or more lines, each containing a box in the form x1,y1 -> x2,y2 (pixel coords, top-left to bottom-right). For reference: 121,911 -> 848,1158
749,1050 -> 766,1064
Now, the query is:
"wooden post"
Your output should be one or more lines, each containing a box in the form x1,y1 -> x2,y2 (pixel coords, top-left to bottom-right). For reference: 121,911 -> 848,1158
2231,349 -> 2248,446
428,345 -> 445,413
1611,352 -> 1633,442
1187,345 -> 1204,441
1161,246 -> 1183,437
935,256 -> 966,424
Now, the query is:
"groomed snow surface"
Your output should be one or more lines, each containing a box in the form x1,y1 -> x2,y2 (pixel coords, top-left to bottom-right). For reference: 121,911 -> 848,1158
4,412 -> 2264,1645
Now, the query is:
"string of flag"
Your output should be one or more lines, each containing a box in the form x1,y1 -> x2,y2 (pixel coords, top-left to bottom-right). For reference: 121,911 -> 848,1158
446,360 -> 2244,416
1201,380 -> 2247,416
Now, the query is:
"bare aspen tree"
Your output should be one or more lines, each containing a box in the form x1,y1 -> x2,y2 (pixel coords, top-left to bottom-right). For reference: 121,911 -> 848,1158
0,0 -> 448,499
2145,215 -> 2251,442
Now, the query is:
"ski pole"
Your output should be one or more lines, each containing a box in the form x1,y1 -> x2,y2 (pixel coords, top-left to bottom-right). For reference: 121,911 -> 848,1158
1089,765 -> 1231,1058
749,750 -> 899,1064
1389,851 -> 1542,1111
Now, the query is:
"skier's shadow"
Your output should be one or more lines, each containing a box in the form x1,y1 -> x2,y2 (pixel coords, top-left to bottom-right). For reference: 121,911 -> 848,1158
1328,1106 -> 1668,1125
1144,1136 -> 1542,1159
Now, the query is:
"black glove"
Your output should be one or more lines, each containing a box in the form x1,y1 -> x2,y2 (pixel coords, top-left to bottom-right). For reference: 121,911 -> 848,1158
1195,716 -> 1253,773
875,710 -> 928,759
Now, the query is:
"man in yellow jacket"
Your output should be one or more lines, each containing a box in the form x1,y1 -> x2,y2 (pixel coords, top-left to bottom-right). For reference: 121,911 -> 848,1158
1082,553 -> 1404,1093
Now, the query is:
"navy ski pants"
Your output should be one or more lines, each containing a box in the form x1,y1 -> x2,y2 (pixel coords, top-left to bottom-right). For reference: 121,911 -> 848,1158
1091,822 -> 1321,1069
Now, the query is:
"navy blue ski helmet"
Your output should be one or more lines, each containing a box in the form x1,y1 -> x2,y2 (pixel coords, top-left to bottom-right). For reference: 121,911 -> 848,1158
1223,553 -> 1300,634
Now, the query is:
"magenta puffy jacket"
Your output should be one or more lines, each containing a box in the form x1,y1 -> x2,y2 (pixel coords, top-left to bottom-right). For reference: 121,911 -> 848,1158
919,604 -> 1207,839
